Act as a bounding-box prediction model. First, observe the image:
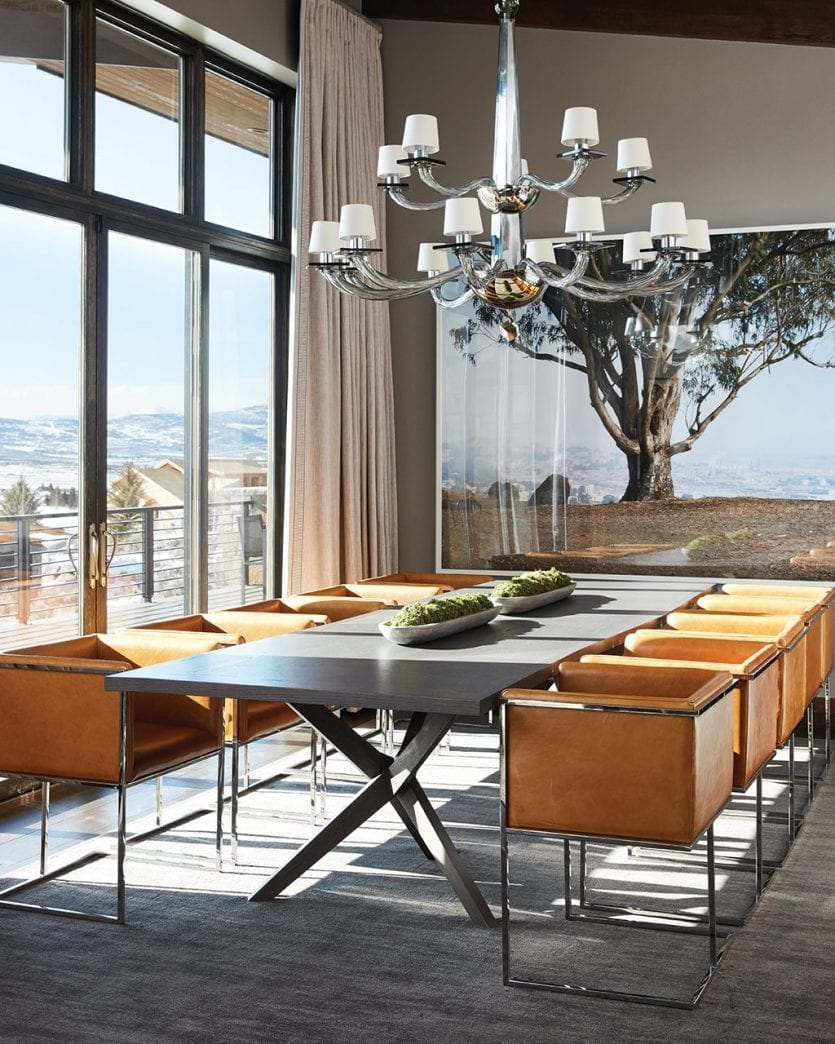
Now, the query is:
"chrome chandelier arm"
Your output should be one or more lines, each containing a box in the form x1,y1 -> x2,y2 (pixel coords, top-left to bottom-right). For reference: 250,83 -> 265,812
415,163 -> 495,199
431,284 -> 476,309
519,155 -> 591,196
457,249 -> 505,290
567,264 -> 701,302
557,179 -> 646,207
351,254 -> 464,291
576,254 -> 677,292
600,180 -> 644,207
318,263 -> 462,301
384,186 -> 447,212
525,251 -> 591,289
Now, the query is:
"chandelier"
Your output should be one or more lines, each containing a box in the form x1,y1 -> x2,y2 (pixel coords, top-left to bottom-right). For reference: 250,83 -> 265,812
308,0 -> 710,312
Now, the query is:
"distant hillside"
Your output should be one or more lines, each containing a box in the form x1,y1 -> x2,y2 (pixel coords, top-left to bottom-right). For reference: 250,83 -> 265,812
0,406 -> 268,471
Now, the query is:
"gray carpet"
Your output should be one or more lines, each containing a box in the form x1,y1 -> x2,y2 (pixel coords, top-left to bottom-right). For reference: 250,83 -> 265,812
0,730 -> 833,1043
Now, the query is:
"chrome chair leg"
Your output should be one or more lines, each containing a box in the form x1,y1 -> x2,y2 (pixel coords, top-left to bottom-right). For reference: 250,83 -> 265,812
755,772 -> 763,898
116,784 -> 127,925
807,703 -> 815,800
706,825 -> 718,969
155,777 -> 163,828
230,741 -> 240,865
215,742 -> 225,872
39,781 -> 50,877
788,734 -> 796,840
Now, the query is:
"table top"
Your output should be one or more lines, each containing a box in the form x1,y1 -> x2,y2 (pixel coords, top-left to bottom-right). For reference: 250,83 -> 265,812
105,574 -> 714,716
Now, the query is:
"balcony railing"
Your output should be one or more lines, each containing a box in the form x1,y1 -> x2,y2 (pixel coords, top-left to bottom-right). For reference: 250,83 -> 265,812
0,499 -> 265,639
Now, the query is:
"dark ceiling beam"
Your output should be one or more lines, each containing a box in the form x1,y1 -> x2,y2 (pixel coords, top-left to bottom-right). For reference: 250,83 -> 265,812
362,0 -> 835,48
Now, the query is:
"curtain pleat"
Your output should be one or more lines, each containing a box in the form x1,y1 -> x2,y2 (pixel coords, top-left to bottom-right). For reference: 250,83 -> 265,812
284,0 -> 398,592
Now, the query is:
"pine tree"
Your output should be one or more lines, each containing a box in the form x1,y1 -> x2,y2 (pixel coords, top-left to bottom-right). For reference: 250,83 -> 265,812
108,462 -> 145,533
0,477 -> 40,516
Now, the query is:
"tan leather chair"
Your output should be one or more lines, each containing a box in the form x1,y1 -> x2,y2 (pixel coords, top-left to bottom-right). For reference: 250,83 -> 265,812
582,631 -> 780,792
581,633 -> 781,900
221,597 -> 330,621
278,594 -> 388,621
294,582 -> 446,606
666,609 -> 811,840
720,585 -> 834,680
696,593 -> 825,711
355,571 -> 492,590
666,611 -> 807,746
133,610 -> 326,858
0,631 -> 229,923
501,662 -> 735,1008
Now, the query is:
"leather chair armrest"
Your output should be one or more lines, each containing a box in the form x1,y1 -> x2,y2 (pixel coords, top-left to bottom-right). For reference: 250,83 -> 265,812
280,595 -> 388,620
344,583 -> 445,604
697,593 -> 818,618
504,682 -> 731,714
555,660 -> 734,705
623,630 -> 778,674
203,610 -> 318,641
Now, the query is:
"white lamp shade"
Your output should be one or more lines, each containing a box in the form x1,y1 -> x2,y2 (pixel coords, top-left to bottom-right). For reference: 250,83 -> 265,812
402,114 -> 439,154
338,203 -> 376,242
377,145 -> 409,178
565,196 -> 605,235
650,202 -> 688,238
616,137 -> 652,173
417,242 -> 450,272
525,239 -> 556,264
309,220 -> 341,253
443,197 -> 482,236
622,231 -> 656,264
679,218 -> 711,253
561,107 -> 599,147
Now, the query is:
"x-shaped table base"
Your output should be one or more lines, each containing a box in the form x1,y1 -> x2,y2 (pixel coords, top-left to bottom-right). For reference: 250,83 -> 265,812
248,704 -> 497,928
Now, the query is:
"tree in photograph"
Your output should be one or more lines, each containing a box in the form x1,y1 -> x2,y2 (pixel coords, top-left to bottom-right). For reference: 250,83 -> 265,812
0,476 -> 40,516
108,462 -> 145,534
451,228 -> 835,500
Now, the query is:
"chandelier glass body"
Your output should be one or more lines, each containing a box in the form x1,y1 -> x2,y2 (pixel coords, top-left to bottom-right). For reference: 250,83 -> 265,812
308,0 -> 711,312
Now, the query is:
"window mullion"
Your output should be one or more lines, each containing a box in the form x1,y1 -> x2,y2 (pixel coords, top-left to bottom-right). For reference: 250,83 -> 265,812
181,45 -> 204,223
67,0 -> 95,192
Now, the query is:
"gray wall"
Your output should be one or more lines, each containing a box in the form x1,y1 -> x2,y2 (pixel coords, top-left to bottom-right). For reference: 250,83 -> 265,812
378,19 -> 835,569
128,0 -> 299,74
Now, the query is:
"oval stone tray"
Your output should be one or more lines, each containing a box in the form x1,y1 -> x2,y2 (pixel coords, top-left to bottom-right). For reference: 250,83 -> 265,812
490,581 -> 577,615
379,605 -> 501,646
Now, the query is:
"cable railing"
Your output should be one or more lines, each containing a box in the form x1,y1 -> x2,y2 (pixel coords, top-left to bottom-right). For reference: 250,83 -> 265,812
0,499 -> 265,634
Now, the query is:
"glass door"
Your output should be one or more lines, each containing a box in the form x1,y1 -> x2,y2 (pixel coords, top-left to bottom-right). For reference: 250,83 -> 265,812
206,259 -> 273,608
105,230 -> 192,628
0,205 -> 83,646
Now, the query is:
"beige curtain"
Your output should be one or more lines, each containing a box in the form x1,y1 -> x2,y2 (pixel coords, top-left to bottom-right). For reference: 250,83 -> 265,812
284,0 -> 398,593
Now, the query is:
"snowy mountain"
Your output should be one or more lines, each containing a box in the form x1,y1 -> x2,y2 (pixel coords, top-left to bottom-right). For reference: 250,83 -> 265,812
0,406 -> 268,488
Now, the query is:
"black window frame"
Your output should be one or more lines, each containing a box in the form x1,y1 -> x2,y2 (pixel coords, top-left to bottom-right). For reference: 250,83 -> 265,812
0,0 -> 294,626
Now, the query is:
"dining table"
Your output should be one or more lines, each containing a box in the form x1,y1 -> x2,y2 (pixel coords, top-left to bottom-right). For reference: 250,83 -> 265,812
105,573 -> 713,927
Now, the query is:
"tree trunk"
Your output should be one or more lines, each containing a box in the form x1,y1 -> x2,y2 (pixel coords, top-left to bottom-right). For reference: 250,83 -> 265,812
622,447 -> 675,501
620,364 -> 683,501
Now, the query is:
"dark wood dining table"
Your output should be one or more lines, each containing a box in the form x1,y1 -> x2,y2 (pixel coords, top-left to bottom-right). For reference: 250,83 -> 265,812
105,573 -> 712,927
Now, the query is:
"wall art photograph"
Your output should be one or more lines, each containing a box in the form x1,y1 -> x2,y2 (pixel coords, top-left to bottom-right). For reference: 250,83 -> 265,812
438,224 -> 835,579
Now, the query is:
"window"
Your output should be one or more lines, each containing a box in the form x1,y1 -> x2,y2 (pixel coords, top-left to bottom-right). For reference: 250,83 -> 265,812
0,0 -> 293,653
95,21 -> 181,210
0,0 -> 68,179
205,70 -> 273,236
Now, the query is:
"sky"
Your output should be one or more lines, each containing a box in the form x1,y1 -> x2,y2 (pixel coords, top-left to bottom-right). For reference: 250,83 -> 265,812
0,60 -> 272,421
441,281 -> 835,475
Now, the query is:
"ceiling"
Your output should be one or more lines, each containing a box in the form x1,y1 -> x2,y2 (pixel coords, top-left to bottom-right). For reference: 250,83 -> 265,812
361,1 -> 835,48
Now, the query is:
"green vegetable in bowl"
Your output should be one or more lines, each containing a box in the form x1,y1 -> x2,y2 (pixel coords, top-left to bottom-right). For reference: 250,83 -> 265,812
386,593 -> 494,628
492,568 -> 573,599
